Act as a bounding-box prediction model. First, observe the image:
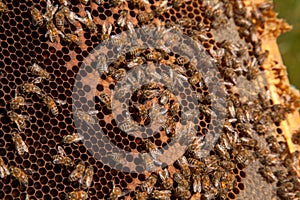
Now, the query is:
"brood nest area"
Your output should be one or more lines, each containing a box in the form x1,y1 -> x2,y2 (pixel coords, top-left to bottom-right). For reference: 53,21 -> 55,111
0,0 -> 299,200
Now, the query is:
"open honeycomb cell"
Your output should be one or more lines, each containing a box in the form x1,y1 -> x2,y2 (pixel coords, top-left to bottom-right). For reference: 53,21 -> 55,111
0,0 -> 299,199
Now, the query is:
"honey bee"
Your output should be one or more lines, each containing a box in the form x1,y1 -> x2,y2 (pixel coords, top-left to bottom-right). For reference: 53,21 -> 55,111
162,116 -> 176,135
138,12 -> 154,24
77,10 -> 97,33
93,0 -> 104,5
161,70 -> 186,93
110,0 -> 126,7
191,171 -> 202,193
52,146 -> 74,167
58,0 -> 70,6
10,96 -> 29,110
110,68 -> 127,81
8,111 -> 30,131
69,162 -> 85,182
174,185 -> 191,199
220,160 -> 235,171
28,63 -> 51,83
188,71 -> 202,87
80,0 -> 90,4
108,185 -> 126,200
133,103 -> 149,121
258,1 -> 273,12
20,82 -> 43,96
45,21 -> 64,43
0,156 -> 10,178
42,95 -> 63,116
170,102 -> 180,116
176,156 -> 191,178
212,170 -> 224,189
145,139 -> 162,161
187,158 -> 205,172
258,166 -> 277,183
64,33 -> 80,45
62,133 -> 83,144
173,172 -> 189,188
158,168 -> 173,190
220,171 -> 235,190
127,56 -> 146,68
173,0 -> 191,9
10,167 -> 29,187
12,132 -> 28,156
99,93 -> 112,110
186,135 -> 205,159
178,17 -> 195,28
266,135 -> 280,153
233,147 -> 249,167
153,0 -> 170,17
74,110 -> 97,126
151,190 -> 171,200
135,190 -> 149,200
80,166 -> 94,189
141,153 -> 157,172
145,51 -> 163,61
66,190 -> 88,200
95,53 -> 108,74
239,137 -> 258,148
117,10 -> 128,27
201,174 -> 211,192
126,21 -> 138,42
30,7 -> 44,26
140,173 -> 158,194
260,152 -> 281,166
215,143 -> 230,160
100,23 -> 112,41
43,0 -> 58,22
202,155 -> 220,173
60,6 -> 78,26
159,89 -> 171,105
128,0 -> 150,9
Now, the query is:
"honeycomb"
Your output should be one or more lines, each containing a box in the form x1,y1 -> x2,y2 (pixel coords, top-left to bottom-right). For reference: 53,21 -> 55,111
0,0 -> 299,200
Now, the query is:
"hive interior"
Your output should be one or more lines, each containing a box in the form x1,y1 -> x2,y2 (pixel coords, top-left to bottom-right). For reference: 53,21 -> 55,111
0,0 -> 299,200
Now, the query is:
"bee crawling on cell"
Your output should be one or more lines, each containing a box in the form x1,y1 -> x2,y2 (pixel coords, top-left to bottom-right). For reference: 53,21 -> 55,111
41,94 -> 66,116
52,146 -> 74,167
28,63 -> 52,83
62,133 -> 84,145
9,94 -> 31,111
7,111 -> 31,131
12,132 -> 29,156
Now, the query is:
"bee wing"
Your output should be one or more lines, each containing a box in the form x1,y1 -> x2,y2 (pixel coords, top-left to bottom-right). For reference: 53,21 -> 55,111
20,140 -> 29,154
0,167 -> 5,178
141,0 -> 150,5
57,146 -> 66,156
23,168 -> 35,175
74,15 -> 86,24
107,23 -> 112,35
55,99 -> 67,105
85,10 -> 93,21
86,109 -> 97,114
193,177 -> 202,193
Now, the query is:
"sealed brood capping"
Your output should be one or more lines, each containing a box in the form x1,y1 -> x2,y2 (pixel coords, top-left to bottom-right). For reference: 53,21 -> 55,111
0,0 -> 299,200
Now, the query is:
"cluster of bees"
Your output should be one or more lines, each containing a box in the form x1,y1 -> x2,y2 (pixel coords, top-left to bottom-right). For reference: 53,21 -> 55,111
0,62 -> 96,199
7,63 -> 65,132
